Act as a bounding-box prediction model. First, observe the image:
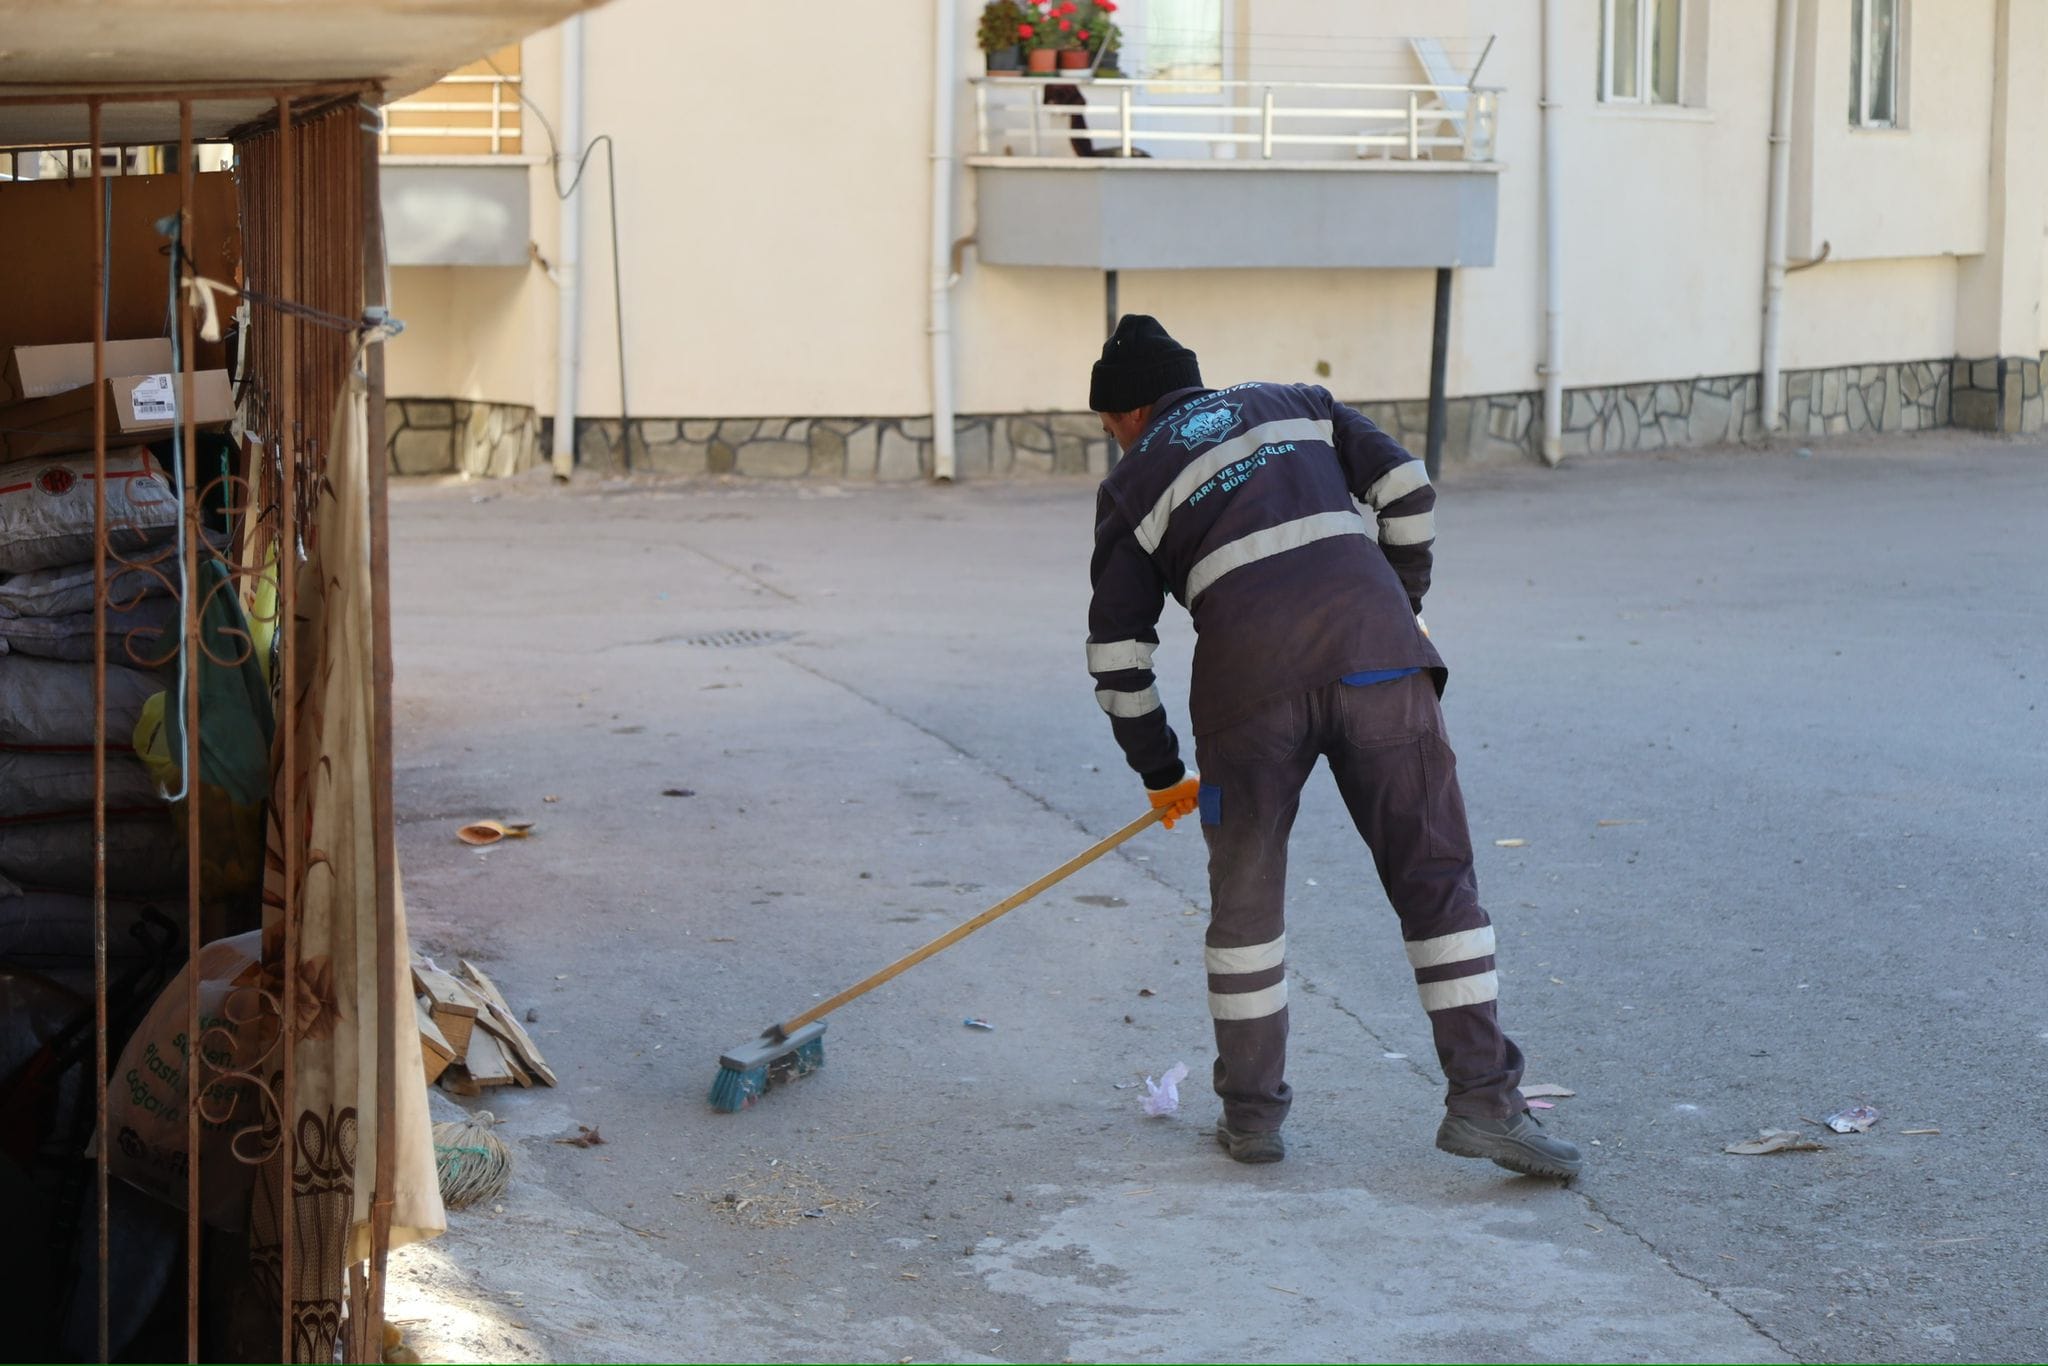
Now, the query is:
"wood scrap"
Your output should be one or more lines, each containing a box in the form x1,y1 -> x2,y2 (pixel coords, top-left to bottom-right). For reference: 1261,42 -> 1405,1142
417,998 -> 455,1086
413,960 -> 482,1058
460,1026 -> 518,1088
410,952 -> 558,1093
459,958 -> 557,1086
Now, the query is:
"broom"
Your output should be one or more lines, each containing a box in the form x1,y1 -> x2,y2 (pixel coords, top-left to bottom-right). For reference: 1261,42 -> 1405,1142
708,805 -> 1166,1112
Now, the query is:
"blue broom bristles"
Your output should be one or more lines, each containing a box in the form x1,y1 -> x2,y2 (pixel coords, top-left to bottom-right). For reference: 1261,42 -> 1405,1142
707,1035 -> 827,1112
708,1063 -> 768,1113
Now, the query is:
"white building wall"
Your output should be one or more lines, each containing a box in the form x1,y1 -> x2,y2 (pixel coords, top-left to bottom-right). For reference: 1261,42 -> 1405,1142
1790,0 -> 1994,265
574,0 -> 933,419
1780,255 -> 1957,369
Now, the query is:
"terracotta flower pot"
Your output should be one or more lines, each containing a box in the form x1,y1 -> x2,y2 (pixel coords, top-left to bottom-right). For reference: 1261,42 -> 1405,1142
1027,48 -> 1058,74
1057,48 -> 1091,71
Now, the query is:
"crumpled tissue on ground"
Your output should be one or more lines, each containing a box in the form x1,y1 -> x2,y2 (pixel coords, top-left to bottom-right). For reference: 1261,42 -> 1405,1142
1142,1062 -> 1189,1117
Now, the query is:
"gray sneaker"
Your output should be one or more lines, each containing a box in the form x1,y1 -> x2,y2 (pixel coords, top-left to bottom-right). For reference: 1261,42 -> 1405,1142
1215,1123 -> 1286,1164
1436,1110 -> 1583,1180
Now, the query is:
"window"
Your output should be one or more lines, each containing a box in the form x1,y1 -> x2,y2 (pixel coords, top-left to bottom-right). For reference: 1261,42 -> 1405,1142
1600,0 -> 1683,105
1116,0 -> 1226,88
1850,0 -> 1903,128
1118,0 -> 1231,153
1142,0 -> 1224,82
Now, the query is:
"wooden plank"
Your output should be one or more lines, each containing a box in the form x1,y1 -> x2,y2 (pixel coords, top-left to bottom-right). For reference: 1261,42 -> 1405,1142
471,1009 -> 535,1090
431,1006 -> 475,1062
413,959 -> 483,1018
459,959 -> 557,1086
415,958 -> 483,1059
459,1026 -> 517,1087
417,997 -> 455,1086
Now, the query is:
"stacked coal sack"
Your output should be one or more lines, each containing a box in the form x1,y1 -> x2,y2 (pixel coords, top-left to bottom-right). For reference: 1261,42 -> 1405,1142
0,449 -> 188,968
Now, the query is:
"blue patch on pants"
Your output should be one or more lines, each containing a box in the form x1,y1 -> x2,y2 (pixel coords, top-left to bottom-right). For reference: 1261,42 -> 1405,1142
1198,781 -> 1223,827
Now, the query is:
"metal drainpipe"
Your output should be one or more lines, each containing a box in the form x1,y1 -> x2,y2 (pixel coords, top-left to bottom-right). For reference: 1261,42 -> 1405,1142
927,0 -> 960,481
549,15 -> 585,481
1760,0 -> 1799,434
1538,0 -> 1564,465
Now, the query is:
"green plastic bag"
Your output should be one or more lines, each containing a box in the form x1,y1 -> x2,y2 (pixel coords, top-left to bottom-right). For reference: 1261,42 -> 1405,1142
132,557 -> 275,931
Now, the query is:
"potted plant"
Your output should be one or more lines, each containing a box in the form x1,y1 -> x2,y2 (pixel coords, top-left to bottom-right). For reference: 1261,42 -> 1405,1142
978,1 -> 1025,77
1051,1 -> 1092,70
1084,1 -> 1123,75
1020,6 -> 1059,75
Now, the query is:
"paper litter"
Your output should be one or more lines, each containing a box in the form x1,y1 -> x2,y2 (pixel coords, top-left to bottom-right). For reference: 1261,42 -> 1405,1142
1141,1062 -> 1189,1117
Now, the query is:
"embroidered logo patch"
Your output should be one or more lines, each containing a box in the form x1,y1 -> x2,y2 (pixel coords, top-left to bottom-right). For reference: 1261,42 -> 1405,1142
36,467 -> 77,496
1170,401 -> 1242,451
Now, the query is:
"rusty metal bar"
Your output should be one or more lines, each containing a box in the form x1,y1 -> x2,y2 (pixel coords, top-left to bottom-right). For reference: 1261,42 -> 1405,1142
0,140 -> 234,161
0,80 -> 378,106
221,92 -> 370,149
361,94 -> 398,1352
177,97 -> 201,1366
275,89 -> 301,1366
88,95 -> 111,1366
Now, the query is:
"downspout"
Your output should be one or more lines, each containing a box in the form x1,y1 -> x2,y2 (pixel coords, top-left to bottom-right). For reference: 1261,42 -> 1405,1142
1760,0 -> 1798,434
927,0 -> 960,481
1537,0 -> 1564,465
549,15 -> 585,481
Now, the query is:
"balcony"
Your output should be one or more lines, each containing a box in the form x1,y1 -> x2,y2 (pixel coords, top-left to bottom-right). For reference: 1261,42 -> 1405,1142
967,76 -> 1503,271
378,47 -> 532,267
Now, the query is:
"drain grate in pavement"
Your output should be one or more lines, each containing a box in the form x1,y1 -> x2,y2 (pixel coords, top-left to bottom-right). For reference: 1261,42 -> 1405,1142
683,628 -> 795,649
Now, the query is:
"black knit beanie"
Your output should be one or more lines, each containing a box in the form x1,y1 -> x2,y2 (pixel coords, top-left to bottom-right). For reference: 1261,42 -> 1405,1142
1089,314 -> 1202,414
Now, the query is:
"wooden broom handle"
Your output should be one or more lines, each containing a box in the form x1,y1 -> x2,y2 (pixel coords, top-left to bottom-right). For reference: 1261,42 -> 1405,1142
779,805 -> 1168,1035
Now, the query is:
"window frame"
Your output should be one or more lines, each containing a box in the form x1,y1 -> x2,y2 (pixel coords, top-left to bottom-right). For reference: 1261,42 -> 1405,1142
1850,0 -> 1906,129
1599,0 -> 1685,107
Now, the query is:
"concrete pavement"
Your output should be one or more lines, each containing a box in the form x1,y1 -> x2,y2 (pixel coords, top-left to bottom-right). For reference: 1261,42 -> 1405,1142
383,432 -> 2047,1364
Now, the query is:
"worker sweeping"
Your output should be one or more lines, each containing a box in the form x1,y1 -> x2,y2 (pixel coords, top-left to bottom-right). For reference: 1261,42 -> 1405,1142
1084,314 -> 1581,1180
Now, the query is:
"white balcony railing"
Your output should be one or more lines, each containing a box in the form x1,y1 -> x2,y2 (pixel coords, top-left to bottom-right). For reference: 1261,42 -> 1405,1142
380,69 -> 524,159
972,76 -> 1499,164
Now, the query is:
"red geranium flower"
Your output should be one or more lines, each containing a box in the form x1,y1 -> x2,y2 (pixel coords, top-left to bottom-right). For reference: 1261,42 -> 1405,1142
1017,21 -> 1034,37
1058,17 -> 1072,31
1097,0 -> 1117,10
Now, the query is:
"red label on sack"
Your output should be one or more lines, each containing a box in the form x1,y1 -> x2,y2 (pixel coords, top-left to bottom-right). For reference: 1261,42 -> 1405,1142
36,467 -> 77,495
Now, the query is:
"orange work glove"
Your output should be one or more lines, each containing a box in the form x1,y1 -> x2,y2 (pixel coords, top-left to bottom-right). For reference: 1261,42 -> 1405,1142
1147,776 -> 1201,830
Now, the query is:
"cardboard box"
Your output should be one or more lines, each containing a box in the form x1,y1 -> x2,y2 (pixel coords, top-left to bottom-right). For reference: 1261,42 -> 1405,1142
0,370 -> 232,462
2,339 -> 175,404
0,174 -> 236,372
